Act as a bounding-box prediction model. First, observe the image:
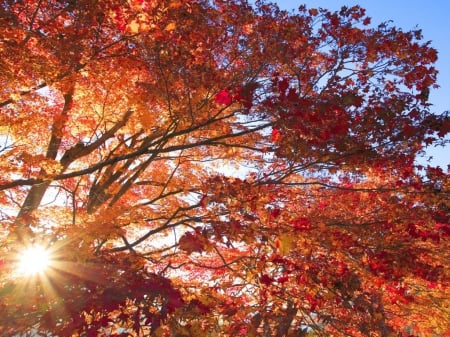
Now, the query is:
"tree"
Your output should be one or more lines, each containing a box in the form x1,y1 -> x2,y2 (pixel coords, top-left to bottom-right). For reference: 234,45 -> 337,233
0,0 -> 448,336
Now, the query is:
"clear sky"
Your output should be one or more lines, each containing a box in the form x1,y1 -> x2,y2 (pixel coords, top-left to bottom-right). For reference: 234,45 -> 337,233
273,0 -> 450,169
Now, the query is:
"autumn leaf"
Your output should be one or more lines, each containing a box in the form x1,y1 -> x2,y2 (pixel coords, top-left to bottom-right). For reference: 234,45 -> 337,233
164,22 -> 177,32
215,89 -> 233,105
278,77 -> 290,93
278,233 -> 294,256
271,128 -> 281,142
308,8 -> 319,16
179,231 -> 206,254
291,217 -> 311,231
259,274 -> 273,286
270,208 -> 281,219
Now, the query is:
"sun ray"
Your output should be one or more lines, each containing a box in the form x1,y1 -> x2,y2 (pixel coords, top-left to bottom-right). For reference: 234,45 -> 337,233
16,245 -> 52,276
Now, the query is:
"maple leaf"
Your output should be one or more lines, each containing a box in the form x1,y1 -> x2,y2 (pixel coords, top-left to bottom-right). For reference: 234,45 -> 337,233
291,217 -> 311,231
278,78 -> 289,93
112,6 -> 127,32
164,22 -> 177,31
278,233 -> 294,256
271,128 -> 282,142
259,274 -> 273,286
179,231 -> 205,254
270,208 -> 282,219
215,89 -> 233,105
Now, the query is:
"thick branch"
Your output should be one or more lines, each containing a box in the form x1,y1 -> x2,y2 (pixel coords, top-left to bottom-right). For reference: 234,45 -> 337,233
16,107 -> 133,223
16,88 -> 74,221
1,122 -> 272,192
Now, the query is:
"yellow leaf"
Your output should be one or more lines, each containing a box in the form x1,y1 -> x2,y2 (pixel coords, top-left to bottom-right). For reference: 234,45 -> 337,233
279,233 -> 294,256
164,22 -> 177,31
169,1 -> 183,9
127,20 -> 140,34
10,93 -> 21,101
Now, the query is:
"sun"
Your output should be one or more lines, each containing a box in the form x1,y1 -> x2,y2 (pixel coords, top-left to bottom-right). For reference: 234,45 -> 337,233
16,245 -> 52,276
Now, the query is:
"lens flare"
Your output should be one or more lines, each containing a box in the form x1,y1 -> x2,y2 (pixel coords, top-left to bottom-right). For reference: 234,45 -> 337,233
16,245 -> 52,276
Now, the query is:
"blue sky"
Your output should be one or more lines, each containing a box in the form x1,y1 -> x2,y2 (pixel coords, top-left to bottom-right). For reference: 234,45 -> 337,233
273,0 -> 450,169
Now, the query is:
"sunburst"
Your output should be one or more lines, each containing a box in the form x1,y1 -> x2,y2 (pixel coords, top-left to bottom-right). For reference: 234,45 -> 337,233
16,244 -> 52,276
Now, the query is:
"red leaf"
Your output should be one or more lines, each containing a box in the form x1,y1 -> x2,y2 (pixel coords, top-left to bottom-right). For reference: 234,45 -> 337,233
270,208 -> 281,219
179,231 -> 205,254
113,6 -> 127,32
287,88 -> 298,102
308,8 -> 318,16
271,128 -> 281,142
362,17 -> 371,25
166,292 -> 184,312
259,274 -> 273,286
278,78 -> 289,93
305,293 -> 319,311
291,217 -> 311,230
276,276 -> 289,283
190,299 -> 211,314
215,89 -> 233,105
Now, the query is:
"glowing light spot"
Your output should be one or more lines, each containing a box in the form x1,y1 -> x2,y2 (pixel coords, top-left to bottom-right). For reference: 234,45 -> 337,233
16,245 -> 51,276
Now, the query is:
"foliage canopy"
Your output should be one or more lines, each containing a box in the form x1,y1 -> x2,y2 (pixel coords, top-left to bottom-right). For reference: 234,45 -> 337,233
0,0 -> 449,336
